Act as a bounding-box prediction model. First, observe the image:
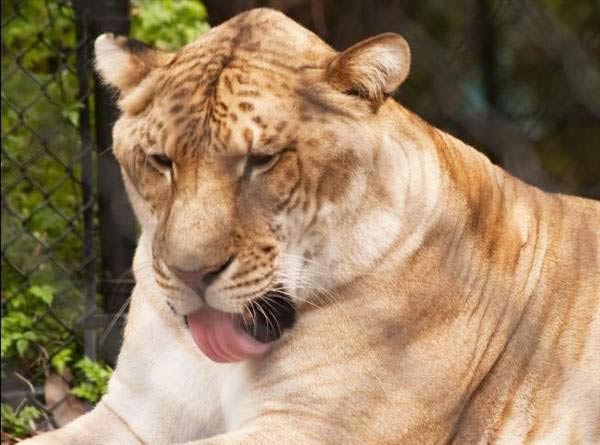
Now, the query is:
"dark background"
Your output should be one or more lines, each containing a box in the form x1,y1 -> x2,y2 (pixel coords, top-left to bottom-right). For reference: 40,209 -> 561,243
207,0 -> 600,198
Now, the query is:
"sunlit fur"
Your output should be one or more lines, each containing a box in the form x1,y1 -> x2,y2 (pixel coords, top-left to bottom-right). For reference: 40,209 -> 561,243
22,8 -> 599,445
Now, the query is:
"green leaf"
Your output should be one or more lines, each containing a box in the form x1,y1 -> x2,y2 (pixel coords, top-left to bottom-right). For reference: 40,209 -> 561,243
29,285 -> 55,306
131,0 -> 210,50
1,403 -> 41,438
51,347 -> 74,374
70,358 -> 113,403
61,102 -> 83,126
70,382 -> 97,403
16,339 -> 29,356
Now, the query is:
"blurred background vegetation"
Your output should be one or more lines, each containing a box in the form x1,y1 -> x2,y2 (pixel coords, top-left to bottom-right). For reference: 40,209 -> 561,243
1,0 -> 598,442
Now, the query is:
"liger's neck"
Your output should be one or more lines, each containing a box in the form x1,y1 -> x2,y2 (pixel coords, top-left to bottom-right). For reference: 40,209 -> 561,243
371,103 -> 546,424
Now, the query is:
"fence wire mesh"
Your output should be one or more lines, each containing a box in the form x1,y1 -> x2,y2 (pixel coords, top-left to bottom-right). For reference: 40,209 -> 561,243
1,0 -> 101,439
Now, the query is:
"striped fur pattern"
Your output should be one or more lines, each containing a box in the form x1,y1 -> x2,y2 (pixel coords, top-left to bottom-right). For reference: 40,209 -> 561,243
22,8 -> 600,445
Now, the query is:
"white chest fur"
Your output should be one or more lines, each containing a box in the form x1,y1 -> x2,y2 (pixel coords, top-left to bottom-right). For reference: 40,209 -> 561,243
105,293 -> 256,442
218,361 -> 255,431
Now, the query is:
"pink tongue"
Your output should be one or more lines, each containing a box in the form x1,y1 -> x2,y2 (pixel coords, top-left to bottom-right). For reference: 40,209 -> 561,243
186,306 -> 271,363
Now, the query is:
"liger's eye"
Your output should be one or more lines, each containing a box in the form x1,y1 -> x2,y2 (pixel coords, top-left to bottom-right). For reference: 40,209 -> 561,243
150,153 -> 173,170
245,152 -> 281,174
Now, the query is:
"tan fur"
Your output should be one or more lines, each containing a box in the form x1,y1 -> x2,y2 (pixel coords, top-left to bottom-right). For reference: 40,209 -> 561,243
22,8 -> 600,445
43,371 -> 88,428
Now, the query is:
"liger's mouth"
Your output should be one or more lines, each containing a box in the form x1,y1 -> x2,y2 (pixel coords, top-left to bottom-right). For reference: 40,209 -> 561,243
238,290 -> 296,343
184,289 -> 296,363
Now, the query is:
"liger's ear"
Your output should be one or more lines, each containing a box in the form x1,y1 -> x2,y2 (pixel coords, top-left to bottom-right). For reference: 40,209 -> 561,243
326,33 -> 411,109
94,33 -> 168,93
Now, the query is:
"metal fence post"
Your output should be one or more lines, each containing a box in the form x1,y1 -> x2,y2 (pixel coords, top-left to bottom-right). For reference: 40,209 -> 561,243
79,0 -> 136,365
73,1 -> 97,361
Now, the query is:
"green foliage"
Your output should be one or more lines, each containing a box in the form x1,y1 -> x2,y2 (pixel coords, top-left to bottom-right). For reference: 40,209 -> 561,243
50,348 -> 74,375
1,403 -> 42,440
131,0 -> 210,50
1,284 -> 58,359
2,0 -> 86,376
70,358 -> 113,404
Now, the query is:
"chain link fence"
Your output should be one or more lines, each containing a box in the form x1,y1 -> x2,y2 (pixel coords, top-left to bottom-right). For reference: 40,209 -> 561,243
1,0 -> 599,442
1,0 -> 133,440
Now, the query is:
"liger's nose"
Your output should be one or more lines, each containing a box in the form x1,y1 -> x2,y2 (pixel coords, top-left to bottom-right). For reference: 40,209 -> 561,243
170,256 -> 233,292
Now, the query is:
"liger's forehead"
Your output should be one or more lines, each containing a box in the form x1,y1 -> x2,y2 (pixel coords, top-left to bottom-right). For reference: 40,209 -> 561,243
123,12 -> 331,159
